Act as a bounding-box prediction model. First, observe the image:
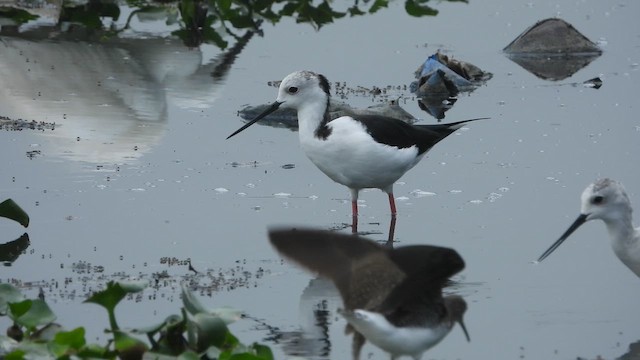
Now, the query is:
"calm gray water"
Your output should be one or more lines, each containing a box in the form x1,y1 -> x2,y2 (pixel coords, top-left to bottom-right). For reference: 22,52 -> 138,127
1,0 -> 639,359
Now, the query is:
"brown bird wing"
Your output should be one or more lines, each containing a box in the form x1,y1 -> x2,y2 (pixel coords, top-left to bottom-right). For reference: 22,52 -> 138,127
378,245 -> 465,315
268,228 -> 406,310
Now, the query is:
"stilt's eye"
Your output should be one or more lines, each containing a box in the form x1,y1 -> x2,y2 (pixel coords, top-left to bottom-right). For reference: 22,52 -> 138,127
592,195 -> 604,205
288,87 -> 298,94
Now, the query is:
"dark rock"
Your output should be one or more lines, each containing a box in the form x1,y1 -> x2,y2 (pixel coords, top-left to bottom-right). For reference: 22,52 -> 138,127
503,18 -> 602,55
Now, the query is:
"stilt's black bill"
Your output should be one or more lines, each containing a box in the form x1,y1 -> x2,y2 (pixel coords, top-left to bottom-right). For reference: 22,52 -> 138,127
537,213 -> 588,262
226,101 -> 282,139
459,319 -> 470,342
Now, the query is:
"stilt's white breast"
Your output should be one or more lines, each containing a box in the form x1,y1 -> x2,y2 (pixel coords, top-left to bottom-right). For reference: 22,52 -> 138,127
299,116 -> 424,190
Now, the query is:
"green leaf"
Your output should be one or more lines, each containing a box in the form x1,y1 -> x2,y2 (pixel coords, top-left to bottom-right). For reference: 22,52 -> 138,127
114,330 -> 148,359
8,300 -> 31,319
404,0 -> 438,17
84,280 -> 144,310
369,0 -> 389,13
181,284 -> 208,315
85,282 -> 126,312
227,14 -> 256,29
0,199 -> 29,227
114,330 -> 147,351
202,27 -> 229,48
227,354 -> 262,359
226,349 -> 273,360
279,2 -> 298,16
192,313 -> 228,350
251,343 -> 274,359
84,281 -> 128,330
54,327 -> 86,350
4,349 -> 26,360
9,299 -> 56,330
347,5 -> 364,16
0,283 -> 25,315
77,343 -> 110,358
216,0 -> 232,12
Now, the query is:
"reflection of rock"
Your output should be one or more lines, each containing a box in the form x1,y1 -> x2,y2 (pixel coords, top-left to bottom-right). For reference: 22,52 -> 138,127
238,100 -> 416,129
0,30 -> 252,163
503,18 -> 602,81
0,233 -> 30,265
505,54 -> 600,81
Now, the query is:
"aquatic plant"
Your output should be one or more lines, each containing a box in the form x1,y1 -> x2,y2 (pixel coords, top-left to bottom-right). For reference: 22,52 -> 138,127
0,281 -> 273,359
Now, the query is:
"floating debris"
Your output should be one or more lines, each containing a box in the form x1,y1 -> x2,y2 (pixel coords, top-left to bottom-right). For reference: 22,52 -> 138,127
582,76 -> 603,89
409,52 -> 491,120
410,51 -> 492,97
26,150 -> 42,159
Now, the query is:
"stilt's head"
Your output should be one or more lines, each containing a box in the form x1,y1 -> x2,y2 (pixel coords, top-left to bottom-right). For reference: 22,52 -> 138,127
444,295 -> 470,342
537,178 -> 633,262
275,71 -> 331,111
226,71 -> 330,139
579,178 -> 632,223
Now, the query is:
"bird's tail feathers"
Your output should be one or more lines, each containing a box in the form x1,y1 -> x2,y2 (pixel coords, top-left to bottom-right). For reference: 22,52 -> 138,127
445,117 -> 489,130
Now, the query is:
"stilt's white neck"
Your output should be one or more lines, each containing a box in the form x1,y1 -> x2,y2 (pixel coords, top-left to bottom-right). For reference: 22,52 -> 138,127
605,213 -> 640,276
296,100 -> 330,143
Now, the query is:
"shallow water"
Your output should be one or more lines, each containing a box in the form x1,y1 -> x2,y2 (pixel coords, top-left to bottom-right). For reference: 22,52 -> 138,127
1,0 -> 640,359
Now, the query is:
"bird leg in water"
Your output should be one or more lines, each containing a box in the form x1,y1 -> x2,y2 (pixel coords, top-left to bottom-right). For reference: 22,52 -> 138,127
388,193 -> 397,216
387,216 -> 397,246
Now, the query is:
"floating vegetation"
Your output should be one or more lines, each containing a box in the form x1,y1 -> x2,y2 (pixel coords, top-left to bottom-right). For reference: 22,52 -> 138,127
5,259 -> 272,303
0,116 -> 56,131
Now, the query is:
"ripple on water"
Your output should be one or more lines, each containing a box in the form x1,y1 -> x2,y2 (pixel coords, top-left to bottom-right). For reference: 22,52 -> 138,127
410,189 -> 436,198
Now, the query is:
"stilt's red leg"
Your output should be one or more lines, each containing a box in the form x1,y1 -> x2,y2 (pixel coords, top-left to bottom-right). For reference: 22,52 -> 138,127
388,193 -> 397,216
351,200 -> 358,233
352,199 -> 359,218
387,215 -> 396,246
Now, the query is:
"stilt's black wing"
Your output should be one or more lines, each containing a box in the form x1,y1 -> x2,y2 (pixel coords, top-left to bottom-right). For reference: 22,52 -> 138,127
352,115 -> 485,154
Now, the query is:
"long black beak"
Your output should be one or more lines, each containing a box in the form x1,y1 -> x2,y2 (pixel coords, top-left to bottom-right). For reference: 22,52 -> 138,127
537,213 -> 588,262
226,101 -> 283,139
458,318 -> 471,342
